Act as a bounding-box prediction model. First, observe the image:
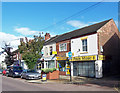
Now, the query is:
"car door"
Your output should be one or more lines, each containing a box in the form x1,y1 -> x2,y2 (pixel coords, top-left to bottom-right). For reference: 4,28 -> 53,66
22,70 -> 26,78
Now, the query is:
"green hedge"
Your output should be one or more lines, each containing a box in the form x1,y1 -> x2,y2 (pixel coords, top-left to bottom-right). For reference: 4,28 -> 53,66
41,68 -> 57,73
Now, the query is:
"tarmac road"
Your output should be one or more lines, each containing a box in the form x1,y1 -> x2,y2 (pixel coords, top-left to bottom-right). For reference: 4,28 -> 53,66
1,75 -> 117,92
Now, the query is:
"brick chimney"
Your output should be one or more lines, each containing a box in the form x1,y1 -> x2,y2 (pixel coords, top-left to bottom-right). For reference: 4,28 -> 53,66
45,33 -> 51,40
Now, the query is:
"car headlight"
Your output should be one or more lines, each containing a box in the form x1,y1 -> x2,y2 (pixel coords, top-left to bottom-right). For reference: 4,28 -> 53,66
15,72 -> 18,74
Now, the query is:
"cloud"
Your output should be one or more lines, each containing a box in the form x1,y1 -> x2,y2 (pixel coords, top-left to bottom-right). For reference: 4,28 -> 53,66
88,21 -> 98,24
0,32 -> 34,52
0,32 -> 21,51
14,27 -> 40,36
115,20 -> 118,27
14,27 -> 57,38
67,20 -> 89,28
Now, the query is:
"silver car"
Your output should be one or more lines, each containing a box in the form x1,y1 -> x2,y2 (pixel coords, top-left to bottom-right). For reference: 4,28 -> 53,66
21,70 -> 41,80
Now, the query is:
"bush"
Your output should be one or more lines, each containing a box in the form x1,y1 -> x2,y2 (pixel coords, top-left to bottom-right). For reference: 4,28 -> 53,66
41,68 -> 57,73
53,68 -> 57,71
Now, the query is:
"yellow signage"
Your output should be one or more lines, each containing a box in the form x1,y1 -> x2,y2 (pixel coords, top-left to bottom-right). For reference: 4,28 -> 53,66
81,36 -> 88,40
56,57 -> 68,60
98,55 -> 105,60
72,53 -> 74,56
52,51 -> 57,54
66,65 -> 70,68
70,55 -> 96,61
42,74 -> 46,81
67,69 -> 70,75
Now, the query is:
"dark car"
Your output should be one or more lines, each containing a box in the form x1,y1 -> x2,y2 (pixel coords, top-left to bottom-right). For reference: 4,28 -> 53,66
0,69 -> 3,74
21,69 -> 41,80
7,66 -> 23,78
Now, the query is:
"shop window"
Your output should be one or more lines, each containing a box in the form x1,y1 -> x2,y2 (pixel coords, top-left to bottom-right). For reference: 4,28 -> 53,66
59,43 -> 67,51
58,61 -> 66,72
48,61 -> 55,68
82,39 -> 87,52
49,46 -> 53,55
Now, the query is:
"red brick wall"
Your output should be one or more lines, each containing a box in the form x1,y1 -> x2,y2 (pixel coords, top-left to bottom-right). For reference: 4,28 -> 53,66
59,71 -> 66,75
47,70 -> 59,79
56,40 -> 71,57
97,19 -> 120,76
97,19 -> 119,55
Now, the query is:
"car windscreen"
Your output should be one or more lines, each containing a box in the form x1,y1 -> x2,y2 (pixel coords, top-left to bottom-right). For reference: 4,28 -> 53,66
27,70 -> 37,73
13,67 -> 22,71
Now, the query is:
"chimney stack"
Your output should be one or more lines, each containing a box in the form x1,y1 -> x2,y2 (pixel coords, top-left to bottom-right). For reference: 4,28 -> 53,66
45,33 -> 50,40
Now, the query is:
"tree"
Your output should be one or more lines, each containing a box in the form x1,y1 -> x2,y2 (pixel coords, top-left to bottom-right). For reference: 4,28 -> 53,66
2,43 -> 14,66
18,34 -> 44,69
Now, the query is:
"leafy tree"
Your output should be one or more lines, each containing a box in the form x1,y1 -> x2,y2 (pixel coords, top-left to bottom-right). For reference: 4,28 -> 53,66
18,34 -> 44,69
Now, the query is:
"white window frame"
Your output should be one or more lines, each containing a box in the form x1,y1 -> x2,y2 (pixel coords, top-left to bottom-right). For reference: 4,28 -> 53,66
49,46 -> 53,55
82,39 -> 88,52
45,47 -> 48,56
59,43 -> 67,52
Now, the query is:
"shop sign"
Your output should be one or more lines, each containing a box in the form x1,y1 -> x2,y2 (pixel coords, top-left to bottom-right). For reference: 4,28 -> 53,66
98,55 -> 105,60
66,65 -> 70,75
56,57 -> 68,60
69,55 -> 96,61
68,51 -> 72,57
52,51 -> 57,54
42,74 -> 47,81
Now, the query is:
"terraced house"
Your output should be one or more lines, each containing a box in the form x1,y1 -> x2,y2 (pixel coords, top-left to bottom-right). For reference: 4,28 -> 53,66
38,19 -> 120,78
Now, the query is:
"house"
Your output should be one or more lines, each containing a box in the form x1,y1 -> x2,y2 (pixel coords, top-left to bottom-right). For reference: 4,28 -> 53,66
37,33 -> 59,70
0,52 -> 7,69
39,18 -> 120,78
70,19 -> 120,78
11,49 -> 28,69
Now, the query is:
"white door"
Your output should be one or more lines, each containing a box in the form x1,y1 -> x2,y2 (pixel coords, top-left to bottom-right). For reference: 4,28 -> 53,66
95,60 -> 103,78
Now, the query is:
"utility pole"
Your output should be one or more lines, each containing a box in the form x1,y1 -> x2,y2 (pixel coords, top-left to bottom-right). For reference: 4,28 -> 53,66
70,61 -> 72,82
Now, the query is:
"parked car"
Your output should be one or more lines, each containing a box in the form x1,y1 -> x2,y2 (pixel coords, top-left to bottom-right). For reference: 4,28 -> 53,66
7,66 -> 23,78
6,66 -> 11,77
21,69 -> 41,80
0,69 -> 3,74
2,69 -> 7,75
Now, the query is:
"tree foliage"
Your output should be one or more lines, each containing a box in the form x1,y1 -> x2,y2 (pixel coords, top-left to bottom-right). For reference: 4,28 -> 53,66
18,34 -> 44,69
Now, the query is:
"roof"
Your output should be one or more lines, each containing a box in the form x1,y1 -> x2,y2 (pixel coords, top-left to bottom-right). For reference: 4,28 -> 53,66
44,19 -> 112,45
44,35 -> 60,45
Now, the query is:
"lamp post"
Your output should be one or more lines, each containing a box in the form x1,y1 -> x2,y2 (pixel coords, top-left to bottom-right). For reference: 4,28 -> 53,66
68,51 -> 72,82
70,61 -> 72,82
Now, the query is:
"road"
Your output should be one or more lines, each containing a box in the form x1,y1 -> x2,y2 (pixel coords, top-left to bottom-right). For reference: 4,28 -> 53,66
1,75 -> 117,91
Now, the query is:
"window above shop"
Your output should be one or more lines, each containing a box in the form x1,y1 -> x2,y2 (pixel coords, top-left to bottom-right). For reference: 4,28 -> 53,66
45,47 -> 48,56
82,39 -> 87,52
59,43 -> 67,52
49,46 -> 53,55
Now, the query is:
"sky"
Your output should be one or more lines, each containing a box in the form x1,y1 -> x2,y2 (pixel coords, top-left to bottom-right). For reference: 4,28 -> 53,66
0,1 -> 119,51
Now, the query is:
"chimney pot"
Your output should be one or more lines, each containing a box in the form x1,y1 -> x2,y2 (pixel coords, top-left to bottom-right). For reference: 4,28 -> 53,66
45,33 -> 50,40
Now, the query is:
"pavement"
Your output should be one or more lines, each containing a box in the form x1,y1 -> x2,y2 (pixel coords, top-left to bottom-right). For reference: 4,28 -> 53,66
2,75 -> 116,91
26,75 -> 120,92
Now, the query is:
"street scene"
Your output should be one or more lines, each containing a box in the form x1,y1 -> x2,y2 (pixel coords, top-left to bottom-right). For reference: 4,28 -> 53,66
0,0 -> 120,93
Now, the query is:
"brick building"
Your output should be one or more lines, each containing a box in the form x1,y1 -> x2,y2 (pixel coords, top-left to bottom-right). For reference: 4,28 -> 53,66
40,19 -> 120,78
70,19 -> 120,78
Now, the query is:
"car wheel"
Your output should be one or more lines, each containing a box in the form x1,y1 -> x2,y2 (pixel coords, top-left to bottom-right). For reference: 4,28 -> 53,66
13,75 -> 15,78
21,76 -> 23,79
6,74 -> 9,77
26,77 -> 29,80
